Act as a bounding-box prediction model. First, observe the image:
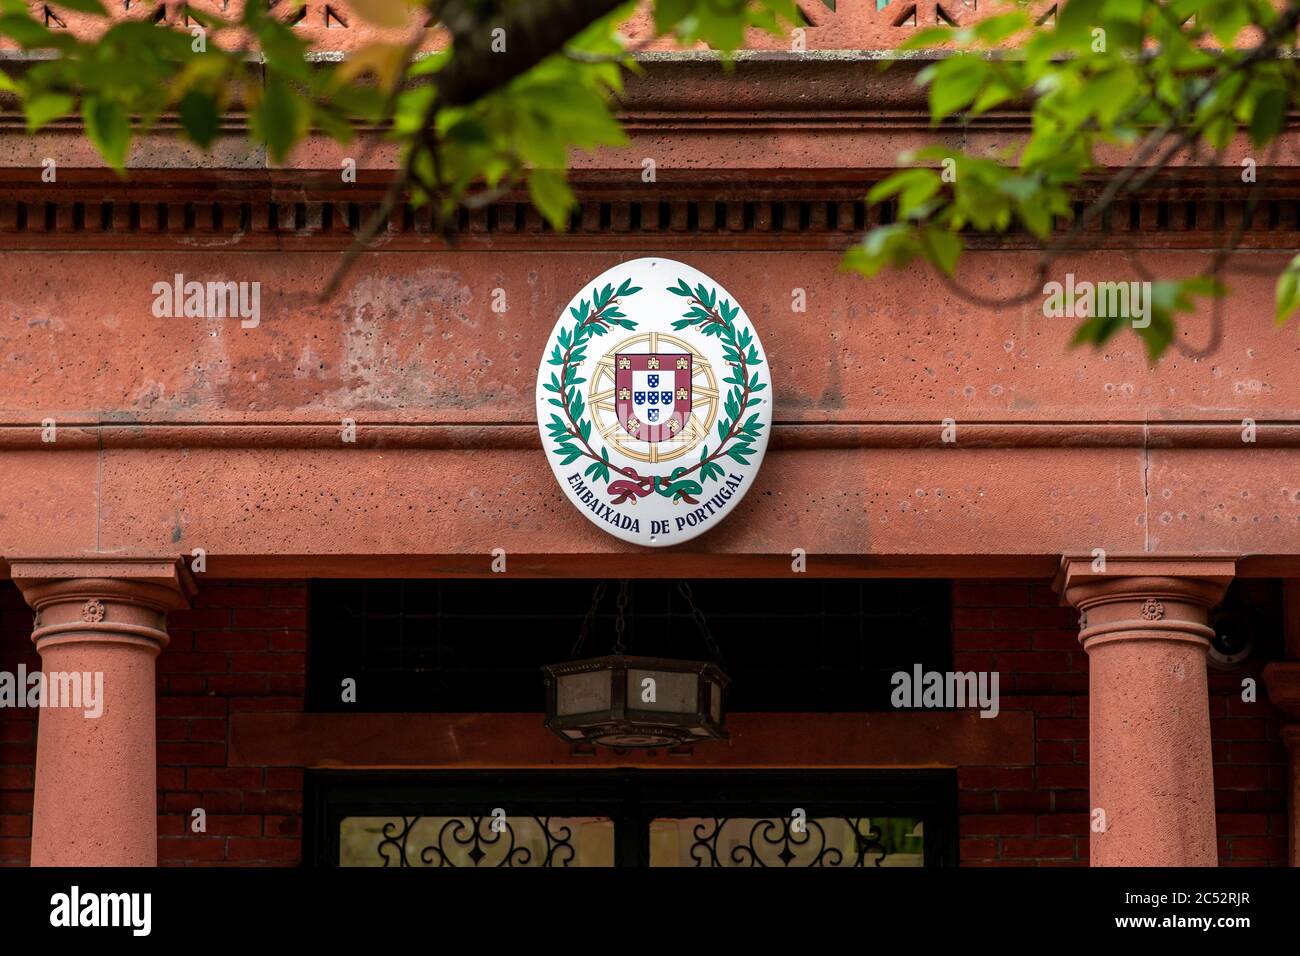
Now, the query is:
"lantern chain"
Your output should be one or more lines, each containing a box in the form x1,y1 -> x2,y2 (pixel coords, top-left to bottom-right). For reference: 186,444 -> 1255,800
612,578 -> 629,655
678,580 -> 725,666
570,579 -> 608,658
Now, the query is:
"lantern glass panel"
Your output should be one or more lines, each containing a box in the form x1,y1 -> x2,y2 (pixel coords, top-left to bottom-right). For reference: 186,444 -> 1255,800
628,668 -> 697,714
557,670 -> 612,716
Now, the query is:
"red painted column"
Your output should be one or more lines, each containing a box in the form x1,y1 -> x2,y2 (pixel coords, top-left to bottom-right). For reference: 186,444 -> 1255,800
11,559 -> 193,867
1056,556 -> 1234,867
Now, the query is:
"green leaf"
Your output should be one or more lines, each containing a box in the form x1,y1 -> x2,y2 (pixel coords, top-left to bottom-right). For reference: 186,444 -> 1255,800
0,14 -> 59,48
841,224 -> 920,278
251,77 -> 309,163
927,57 -> 992,121
869,168 -> 941,218
81,97 -> 130,169
254,15 -> 312,82
178,90 -> 220,150
1276,254 -> 1300,326
1071,312 -> 1126,349
312,105 -> 355,145
1055,0 -> 1103,45
922,226 -> 962,276
653,0 -> 694,35
1203,114 -> 1236,151
1248,86 -> 1287,147
527,169 -> 575,230
408,50 -> 450,79
973,11 -> 1028,44
23,92 -> 74,134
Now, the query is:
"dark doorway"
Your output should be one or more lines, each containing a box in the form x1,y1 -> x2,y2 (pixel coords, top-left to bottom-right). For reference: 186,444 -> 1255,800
306,579 -> 952,712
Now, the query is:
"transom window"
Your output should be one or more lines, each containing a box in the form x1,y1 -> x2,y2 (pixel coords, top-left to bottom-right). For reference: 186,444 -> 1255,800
306,579 -> 952,712
308,771 -> 957,868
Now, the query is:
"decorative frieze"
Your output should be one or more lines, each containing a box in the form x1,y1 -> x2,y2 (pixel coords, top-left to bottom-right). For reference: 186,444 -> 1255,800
1,194 -> 1298,250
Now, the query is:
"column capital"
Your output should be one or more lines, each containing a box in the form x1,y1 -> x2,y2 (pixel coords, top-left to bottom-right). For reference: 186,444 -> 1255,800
1053,554 -> 1235,652
8,556 -> 195,654
1054,554 -> 1237,602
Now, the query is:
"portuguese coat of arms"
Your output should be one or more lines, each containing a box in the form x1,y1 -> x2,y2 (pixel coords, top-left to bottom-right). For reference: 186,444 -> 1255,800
615,352 -> 691,442
536,258 -> 772,547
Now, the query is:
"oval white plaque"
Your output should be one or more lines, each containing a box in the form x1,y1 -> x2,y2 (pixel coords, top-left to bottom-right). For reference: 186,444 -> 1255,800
535,258 -> 772,547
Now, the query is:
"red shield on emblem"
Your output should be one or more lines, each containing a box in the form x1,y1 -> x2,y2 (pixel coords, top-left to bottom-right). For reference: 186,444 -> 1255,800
615,352 -> 691,442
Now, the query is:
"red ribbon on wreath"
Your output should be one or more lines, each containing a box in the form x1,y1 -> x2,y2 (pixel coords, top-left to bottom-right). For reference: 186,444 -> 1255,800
607,469 -> 656,504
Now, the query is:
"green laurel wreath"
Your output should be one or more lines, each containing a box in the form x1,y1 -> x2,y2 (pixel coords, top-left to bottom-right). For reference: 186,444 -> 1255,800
543,277 -> 767,505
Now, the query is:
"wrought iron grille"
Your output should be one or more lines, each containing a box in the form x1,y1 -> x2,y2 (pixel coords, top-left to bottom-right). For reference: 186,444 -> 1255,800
306,579 -> 952,712
308,770 -> 957,868
685,817 -> 888,868
373,815 -> 583,867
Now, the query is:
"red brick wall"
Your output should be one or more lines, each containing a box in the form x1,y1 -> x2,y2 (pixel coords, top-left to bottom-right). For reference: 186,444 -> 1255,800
0,577 -> 1290,867
155,581 -> 307,866
953,580 -> 1289,867
0,583 -> 35,864
953,581 -> 1090,865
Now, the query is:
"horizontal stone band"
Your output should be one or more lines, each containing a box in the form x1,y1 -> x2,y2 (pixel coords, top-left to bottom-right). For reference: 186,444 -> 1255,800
1,421 -> 1298,451
1078,618 -> 1216,650
32,620 -> 170,652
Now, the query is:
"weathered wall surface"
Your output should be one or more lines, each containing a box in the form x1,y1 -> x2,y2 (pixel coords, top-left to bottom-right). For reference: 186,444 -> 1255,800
2,249 -> 1297,423
0,246 -> 1297,572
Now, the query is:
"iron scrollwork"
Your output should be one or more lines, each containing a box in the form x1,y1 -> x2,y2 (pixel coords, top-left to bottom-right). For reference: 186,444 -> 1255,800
689,816 -> 887,867
377,816 -> 417,868
375,815 -> 577,867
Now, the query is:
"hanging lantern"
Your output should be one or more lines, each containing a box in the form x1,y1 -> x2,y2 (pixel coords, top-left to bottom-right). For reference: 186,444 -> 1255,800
542,581 -> 730,750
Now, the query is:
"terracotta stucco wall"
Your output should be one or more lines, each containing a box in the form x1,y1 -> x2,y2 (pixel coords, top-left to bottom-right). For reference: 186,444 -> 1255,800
0,578 -> 1285,866
2,245 -> 1299,572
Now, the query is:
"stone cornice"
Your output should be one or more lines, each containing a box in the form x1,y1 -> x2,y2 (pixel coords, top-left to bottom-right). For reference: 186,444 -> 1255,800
1,420 -> 1299,451
2,50 -> 1298,260
2,54 -> 1296,176
3,190 -> 1300,252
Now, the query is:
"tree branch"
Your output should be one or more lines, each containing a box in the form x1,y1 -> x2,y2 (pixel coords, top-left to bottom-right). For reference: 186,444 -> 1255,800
436,0 -> 628,108
319,0 -> 631,300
